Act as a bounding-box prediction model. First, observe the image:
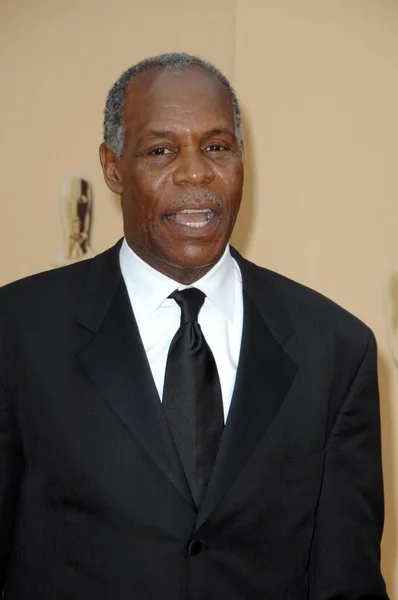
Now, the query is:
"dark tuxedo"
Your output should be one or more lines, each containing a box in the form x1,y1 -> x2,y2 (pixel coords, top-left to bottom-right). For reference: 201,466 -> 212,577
0,241 -> 388,599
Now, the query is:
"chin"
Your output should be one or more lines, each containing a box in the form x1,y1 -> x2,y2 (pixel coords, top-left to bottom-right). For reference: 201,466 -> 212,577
168,247 -> 224,271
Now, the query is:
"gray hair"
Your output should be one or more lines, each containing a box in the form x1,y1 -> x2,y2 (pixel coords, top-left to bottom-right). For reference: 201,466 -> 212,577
103,52 -> 242,157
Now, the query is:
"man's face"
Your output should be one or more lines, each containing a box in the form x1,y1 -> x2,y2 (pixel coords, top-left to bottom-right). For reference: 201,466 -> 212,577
100,66 -> 244,283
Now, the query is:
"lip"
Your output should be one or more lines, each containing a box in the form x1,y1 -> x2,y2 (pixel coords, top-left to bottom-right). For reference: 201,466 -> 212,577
162,201 -> 222,235
163,205 -> 221,236
164,202 -> 221,218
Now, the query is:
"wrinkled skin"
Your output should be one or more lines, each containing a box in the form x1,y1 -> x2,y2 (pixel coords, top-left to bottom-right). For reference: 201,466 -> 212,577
100,66 -> 244,284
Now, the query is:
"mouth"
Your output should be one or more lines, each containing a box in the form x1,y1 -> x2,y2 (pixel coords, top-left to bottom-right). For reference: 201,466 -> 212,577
166,208 -> 217,229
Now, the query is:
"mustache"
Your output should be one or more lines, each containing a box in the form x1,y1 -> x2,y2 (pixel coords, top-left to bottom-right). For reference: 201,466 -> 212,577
170,190 -> 222,211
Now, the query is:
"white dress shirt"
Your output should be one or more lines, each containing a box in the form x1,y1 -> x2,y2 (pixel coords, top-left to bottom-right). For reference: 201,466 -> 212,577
119,239 -> 244,421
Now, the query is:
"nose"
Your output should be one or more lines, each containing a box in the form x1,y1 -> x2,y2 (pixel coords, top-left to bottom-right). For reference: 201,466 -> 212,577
172,147 -> 215,186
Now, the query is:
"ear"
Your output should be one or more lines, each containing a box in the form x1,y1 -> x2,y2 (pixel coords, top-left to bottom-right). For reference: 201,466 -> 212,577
99,143 -> 123,194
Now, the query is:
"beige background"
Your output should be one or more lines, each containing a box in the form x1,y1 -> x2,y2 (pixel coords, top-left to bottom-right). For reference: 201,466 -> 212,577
1,0 -> 397,595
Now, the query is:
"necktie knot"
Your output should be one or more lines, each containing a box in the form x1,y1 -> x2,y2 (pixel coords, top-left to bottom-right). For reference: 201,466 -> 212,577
170,288 -> 206,324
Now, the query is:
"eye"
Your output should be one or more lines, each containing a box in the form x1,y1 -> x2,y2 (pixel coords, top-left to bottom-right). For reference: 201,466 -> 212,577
205,144 -> 227,152
149,147 -> 173,156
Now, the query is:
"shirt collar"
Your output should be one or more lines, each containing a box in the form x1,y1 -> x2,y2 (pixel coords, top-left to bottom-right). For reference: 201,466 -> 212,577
119,238 -> 235,325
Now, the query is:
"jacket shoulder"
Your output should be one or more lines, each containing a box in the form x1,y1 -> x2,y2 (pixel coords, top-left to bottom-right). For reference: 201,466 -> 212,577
0,259 -> 92,307
0,243 -> 120,316
237,252 -> 373,342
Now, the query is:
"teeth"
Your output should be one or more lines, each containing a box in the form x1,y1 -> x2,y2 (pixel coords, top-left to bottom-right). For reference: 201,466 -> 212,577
185,221 -> 209,228
179,208 -> 211,214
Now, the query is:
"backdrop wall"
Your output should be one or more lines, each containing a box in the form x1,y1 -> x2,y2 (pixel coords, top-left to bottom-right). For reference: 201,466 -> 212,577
1,0 -> 397,595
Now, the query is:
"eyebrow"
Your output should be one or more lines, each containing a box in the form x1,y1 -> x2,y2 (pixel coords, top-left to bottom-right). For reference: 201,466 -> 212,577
145,129 -> 177,138
143,127 -> 235,139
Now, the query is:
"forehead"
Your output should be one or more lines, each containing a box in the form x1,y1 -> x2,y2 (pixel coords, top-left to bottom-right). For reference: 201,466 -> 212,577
123,66 -> 235,135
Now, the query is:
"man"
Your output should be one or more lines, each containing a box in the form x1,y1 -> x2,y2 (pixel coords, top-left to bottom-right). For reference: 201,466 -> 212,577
0,52 -> 389,599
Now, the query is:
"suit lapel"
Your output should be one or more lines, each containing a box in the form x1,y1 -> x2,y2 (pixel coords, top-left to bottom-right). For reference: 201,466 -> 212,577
76,242 -> 193,507
74,242 -> 298,525
196,253 -> 298,529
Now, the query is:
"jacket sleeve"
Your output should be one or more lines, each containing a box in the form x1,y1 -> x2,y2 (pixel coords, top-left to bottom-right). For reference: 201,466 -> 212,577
308,329 -> 389,599
0,377 -> 24,591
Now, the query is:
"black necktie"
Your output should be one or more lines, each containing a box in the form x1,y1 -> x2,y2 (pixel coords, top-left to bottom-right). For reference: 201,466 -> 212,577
163,288 -> 224,508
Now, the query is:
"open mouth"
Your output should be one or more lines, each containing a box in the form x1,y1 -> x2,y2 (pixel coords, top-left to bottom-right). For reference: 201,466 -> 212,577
167,208 -> 216,229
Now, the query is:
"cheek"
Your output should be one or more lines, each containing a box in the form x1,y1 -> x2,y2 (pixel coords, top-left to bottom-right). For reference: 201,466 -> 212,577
219,177 -> 243,216
131,164 -> 170,195
217,162 -> 243,200
129,173 -> 171,219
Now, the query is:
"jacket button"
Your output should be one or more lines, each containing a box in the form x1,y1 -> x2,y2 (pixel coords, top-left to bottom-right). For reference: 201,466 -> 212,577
187,539 -> 202,556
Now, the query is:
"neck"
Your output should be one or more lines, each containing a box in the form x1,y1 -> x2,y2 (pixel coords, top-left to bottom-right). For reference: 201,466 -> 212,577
124,239 -> 225,285
165,264 -> 214,285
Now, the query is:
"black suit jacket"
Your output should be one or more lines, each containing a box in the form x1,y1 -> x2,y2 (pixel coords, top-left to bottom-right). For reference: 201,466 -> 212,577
0,241 -> 388,599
